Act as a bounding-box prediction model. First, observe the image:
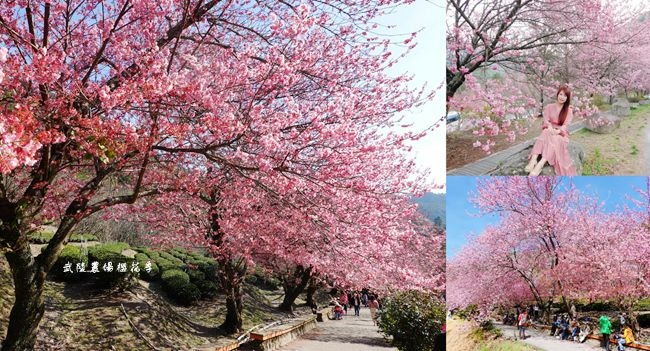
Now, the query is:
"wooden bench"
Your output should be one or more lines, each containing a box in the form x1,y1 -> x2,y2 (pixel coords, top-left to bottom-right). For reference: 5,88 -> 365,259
530,323 -> 650,350
587,334 -> 650,351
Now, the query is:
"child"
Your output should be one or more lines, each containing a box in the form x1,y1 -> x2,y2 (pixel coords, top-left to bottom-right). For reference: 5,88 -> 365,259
616,325 -> 635,350
571,319 -> 581,342
334,303 -> 344,320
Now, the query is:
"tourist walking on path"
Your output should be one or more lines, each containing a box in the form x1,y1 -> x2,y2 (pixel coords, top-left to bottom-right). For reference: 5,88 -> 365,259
277,305 -> 395,351
600,315 -> 612,350
340,291 -> 349,315
368,296 -> 380,325
525,85 -> 577,176
518,309 -> 529,340
353,292 -> 362,316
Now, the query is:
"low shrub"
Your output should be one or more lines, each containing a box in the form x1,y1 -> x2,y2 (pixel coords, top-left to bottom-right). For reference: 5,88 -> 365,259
161,269 -> 200,305
186,269 -> 219,298
68,233 -> 99,242
159,251 -> 185,265
376,290 -> 445,351
155,256 -> 182,272
581,301 -> 616,312
87,245 -> 136,288
51,245 -> 88,281
161,269 -> 190,284
198,262 -> 217,279
98,242 -> 131,254
194,279 -> 219,299
28,231 -> 55,244
187,269 -> 206,282
634,299 -> 650,311
455,304 -> 479,320
134,253 -> 159,280
169,248 -> 190,261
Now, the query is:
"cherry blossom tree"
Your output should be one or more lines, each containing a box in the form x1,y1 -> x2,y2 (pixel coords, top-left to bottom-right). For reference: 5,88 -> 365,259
448,177 -> 649,326
123,168 -> 444,331
447,0 -> 650,153
446,0 -> 610,99
0,1 -> 440,349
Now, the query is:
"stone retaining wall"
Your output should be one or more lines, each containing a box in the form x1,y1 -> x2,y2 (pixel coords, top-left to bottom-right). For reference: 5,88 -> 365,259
249,316 -> 318,351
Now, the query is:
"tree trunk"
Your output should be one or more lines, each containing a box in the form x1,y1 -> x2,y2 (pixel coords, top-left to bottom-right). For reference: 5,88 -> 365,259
279,286 -> 303,312
2,247 -> 46,351
446,69 -> 467,108
217,259 -> 245,334
278,266 -> 312,312
221,281 -> 243,334
305,278 -> 319,309
627,311 -> 640,334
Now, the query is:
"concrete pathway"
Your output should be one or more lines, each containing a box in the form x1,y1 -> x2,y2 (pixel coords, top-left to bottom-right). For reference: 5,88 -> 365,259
448,121 -> 585,175
495,323 -> 605,351
277,307 -> 396,351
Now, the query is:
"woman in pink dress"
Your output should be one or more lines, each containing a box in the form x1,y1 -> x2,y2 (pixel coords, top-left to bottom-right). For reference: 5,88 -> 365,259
525,86 -> 577,176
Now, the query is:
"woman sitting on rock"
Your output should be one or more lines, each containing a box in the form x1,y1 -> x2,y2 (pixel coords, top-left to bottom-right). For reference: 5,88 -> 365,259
525,85 -> 577,176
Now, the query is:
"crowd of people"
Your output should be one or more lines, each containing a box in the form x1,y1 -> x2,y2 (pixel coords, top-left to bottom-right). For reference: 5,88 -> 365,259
598,313 -> 636,351
331,289 -> 382,325
504,304 -> 637,350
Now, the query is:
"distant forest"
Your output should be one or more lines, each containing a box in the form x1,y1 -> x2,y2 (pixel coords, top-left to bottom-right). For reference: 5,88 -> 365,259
414,193 -> 445,229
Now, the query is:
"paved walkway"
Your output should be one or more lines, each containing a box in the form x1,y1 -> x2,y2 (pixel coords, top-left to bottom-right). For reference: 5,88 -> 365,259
277,307 -> 396,351
448,121 -> 585,175
496,323 -> 605,351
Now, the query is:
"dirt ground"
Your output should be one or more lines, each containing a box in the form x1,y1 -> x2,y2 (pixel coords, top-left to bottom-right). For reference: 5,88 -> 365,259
571,104 -> 650,175
446,317 -> 543,351
446,118 -> 543,171
0,256 -> 319,351
446,317 -> 480,351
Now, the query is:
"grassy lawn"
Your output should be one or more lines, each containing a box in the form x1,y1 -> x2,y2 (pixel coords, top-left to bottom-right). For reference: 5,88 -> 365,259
447,317 -> 544,351
635,298 -> 650,311
572,103 -> 650,175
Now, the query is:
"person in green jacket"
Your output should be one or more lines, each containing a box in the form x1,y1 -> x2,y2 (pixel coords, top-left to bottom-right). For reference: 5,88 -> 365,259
599,315 -> 612,350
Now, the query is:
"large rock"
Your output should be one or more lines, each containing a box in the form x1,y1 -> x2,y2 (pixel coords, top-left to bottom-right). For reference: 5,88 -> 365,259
585,112 -> 621,134
611,99 -> 631,116
640,99 -> 650,105
490,140 -> 584,176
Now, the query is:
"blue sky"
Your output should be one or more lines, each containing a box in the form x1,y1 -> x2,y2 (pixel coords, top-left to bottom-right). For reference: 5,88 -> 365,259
378,0 -> 446,190
446,176 -> 649,258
